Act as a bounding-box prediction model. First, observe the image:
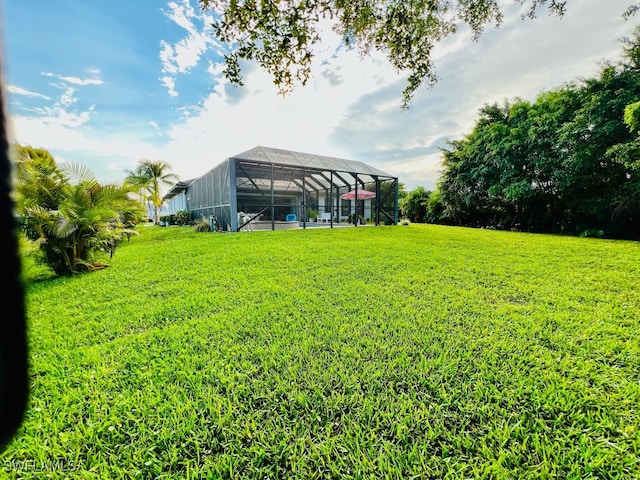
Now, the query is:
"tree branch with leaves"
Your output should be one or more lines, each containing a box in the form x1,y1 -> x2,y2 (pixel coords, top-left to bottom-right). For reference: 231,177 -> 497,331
199,0 -> 634,108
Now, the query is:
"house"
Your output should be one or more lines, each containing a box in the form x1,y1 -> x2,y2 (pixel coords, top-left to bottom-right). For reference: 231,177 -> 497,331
163,146 -> 399,232
164,179 -> 196,216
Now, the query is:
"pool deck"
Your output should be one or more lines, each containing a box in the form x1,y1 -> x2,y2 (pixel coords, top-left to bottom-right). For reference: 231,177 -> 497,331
244,220 -> 375,231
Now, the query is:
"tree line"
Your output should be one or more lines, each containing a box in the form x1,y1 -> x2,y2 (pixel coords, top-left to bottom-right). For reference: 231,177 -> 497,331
401,29 -> 640,240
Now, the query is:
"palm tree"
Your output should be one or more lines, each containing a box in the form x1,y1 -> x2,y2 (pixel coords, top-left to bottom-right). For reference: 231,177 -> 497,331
124,165 -> 151,213
15,147 -> 143,275
125,159 -> 179,224
13,145 -> 67,211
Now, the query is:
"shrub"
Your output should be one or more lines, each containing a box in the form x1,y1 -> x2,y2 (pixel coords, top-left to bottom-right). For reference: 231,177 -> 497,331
14,146 -> 140,275
579,228 -> 604,238
174,210 -> 191,226
193,217 -> 210,232
306,207 -> 319,221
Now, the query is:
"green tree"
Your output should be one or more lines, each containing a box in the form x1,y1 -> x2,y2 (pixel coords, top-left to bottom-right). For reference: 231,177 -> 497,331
200,0 -> 634,108
436,33 -> 640,239
624,100 -> 640,133
617,96 -> 640,174
400,186 -> 431,222
425,188 -> 445,223
14,145 -> 143,275
438,102 -> 513,228
125,159 -> 179,225
556,64 -> 640,236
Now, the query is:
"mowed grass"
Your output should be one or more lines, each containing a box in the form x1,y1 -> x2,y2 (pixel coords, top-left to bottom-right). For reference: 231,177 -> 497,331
3,224 -> 640,479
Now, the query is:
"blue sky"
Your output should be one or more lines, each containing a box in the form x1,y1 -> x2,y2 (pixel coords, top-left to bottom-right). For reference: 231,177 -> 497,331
2,0 -> 638,190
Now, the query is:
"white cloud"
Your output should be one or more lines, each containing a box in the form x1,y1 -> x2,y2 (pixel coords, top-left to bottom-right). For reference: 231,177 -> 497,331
207,61 -> 225,77
159,41 -> 179,74
161,76 -> 178,97
386,153 -> 444,189
42,72 -> 104,86
171,35 -> 209,73
15,71 -> 104,132
15,86 -> 95,130
6,85 -> 51,100
59,87 -> 77,108
159,0 -> 220,96
164,0 -> 198,33
8,113 -> 166,182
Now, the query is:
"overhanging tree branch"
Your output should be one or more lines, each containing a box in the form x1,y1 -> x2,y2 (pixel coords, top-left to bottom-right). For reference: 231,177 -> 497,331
199,0 -> 640,109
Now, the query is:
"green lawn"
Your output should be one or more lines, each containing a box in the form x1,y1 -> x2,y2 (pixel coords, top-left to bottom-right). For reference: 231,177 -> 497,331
4,224 -> 640,478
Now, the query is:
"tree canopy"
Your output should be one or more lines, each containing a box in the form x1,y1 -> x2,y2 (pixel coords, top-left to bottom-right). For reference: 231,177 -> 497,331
200,0 -> 637,108
431,28 -> 640,239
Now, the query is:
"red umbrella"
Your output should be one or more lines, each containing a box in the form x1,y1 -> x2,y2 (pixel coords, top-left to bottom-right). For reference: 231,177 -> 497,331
339,189 -> 376,200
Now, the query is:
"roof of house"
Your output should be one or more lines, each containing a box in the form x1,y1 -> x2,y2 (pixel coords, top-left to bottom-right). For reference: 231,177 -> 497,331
230,146 -> 395,179
163,178 -> 196,200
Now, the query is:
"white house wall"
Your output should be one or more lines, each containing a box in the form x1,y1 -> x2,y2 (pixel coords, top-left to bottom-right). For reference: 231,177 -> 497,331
167,192 -> 187,214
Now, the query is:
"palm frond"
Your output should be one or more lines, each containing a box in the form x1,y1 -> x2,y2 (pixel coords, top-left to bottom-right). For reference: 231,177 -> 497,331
60,160 -> 97,186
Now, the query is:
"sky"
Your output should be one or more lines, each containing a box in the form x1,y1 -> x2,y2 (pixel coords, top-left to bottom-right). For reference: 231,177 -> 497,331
2,1 -> 638,191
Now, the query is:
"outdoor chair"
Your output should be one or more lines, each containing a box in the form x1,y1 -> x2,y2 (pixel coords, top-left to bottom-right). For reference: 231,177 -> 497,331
317,212 -> 332,223
238,212 -> 254,231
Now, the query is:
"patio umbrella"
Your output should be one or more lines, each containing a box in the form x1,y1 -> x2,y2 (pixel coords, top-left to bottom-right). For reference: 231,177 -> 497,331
339,189 -> 376,200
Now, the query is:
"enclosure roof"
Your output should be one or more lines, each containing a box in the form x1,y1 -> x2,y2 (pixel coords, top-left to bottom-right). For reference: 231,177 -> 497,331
230,146 -> 396,179
163,178 -> 196,200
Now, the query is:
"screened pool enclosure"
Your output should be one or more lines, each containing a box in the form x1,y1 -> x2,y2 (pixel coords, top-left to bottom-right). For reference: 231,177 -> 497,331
164,146 -> 399,232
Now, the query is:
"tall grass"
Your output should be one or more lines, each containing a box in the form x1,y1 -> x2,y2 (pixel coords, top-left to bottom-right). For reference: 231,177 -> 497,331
3,224 -> 639,478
